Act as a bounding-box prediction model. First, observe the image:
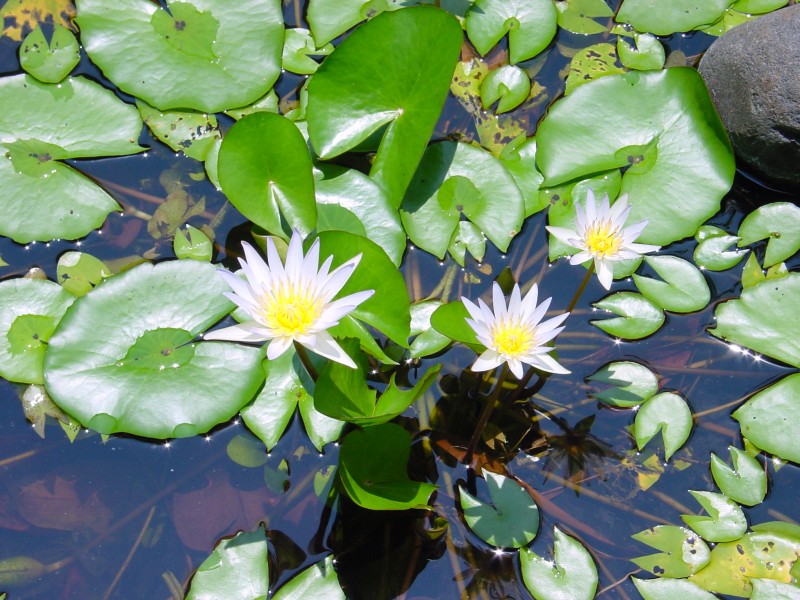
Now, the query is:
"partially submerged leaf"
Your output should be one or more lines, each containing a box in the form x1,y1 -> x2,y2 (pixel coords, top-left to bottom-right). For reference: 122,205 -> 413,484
520,526 -> 598,600
272,555 -> 345,600
565,43 -> 623,95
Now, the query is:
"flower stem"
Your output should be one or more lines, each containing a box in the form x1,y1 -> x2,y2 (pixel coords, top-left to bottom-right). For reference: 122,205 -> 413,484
293,342 -> 319,381
464,364 -> 510,467
566,262 -> 595,314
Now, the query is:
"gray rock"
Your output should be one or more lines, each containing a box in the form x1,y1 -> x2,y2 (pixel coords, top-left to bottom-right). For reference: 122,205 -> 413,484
699,5 -> 800,190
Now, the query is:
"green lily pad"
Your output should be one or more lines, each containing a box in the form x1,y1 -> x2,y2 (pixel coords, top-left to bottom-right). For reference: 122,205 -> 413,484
430,301 -> 483,352
306,6 -> 462,207
481,65 -> 531,114
465,0 -> 558,65
635,392 -> 692,461
632,525 -> 711,578
400,141 -> 524,261
499,136 -> 546,216
315,166 -> 405,266
632,577 -> 719,600
617,33 -> 665,71
737,202 -> 800,268
616,0 -> 731,35
460,470 -> 539,548
536,68 -> 735,246
56,252 -> 112,297
633,255 -> 711,313
693,226 -> 748,271
174,225 -> 213,261
0,74 -> 145,243
750,579 -> 800,600
272,555 -> 344,600
0,279 -> 75,385
733,0 -> 788,12
592,292 -> 665,339
337,423 -> 437,511
733,373 -> 800,464
306,0 -> 381,46
43,260 -> 264,439
565,43 -> 623,95
710,446 -> 767,506
218,112 -> 316,237
555,0 -> 614,35
137,100 -> 220,162
681,490 -> 747,543
20,24 -> 80,83
409,300 -> 452,358
520,526 -> 598,600
76,0 -> 284,113
282,28 -> 333,75
186,526 -> 268,600
710,272 -> 800,368
226,434 -> 268,468
587,360 -> 658,407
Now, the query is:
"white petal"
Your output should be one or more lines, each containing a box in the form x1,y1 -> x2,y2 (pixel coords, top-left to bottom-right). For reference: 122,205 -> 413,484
465,318 -> 491,340
569,251 -> 593,265
471,350 -> 503,373
608,194 -> 630,223
492,283 -> 508,321
507,358 -> 524,379
595,259 -> 614,289
508,284 -> 522,317
320,254 -> 361,300
203,323 -> 270,343
462,297 -> 485,324
525,295 -> 551,326
241,242 -> 271,288
546,226 -> 580,247
519,283 -> 539,316
217,269 -> 257,306
535,325 -> 566,345
302,236 -> 321,275
266,336 -> 293,360
626,242 -> 661,255
285,229 -> 305,281
621,220 -> 649,242
527,353 -> 570,374
320,289 -> 374,323
537,313 -> 569,334
477,298 -> 496,328
306,331 -> 357,368
265,235 -> 286,281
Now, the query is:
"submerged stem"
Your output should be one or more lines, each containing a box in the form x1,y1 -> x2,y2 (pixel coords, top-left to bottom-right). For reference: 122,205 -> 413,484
566,262 -> 596,314
293,342 -> 319,381
463,364 -> 510,467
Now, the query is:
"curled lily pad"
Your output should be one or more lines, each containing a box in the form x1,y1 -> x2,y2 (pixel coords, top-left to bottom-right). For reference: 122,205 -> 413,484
0,74 -> 145,243
520,527 -> 598,600
306,6 -> 463,206
587,360 -> 658,407
737,202 -> 800,268
633,255 -> 710,313
632,525 -> 711,578
0,279 -> 75,385
693,226 -> 748,271
591,292 -> 665,339
681,490 -> 747,543
20,24 -> 80,83
536,68 -> 735,246
635,392 -> 692,461
465,0 -> 558,64
43,260 -> 264,438
272,555 -> 344,600
710,446 -> 767,506
282,28 -> 333,75
480,65 -> 531,114
76,0 -> 284,113
616,0 -> 731,35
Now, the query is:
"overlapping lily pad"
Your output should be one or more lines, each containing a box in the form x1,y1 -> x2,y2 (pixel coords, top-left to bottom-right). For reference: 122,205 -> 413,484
43,260 -> 264,439
0,74 -> 145,243
536,68 -> 735,246
616,0 -> 731,35
20,24 -> 80,83
76,0 -> 283,113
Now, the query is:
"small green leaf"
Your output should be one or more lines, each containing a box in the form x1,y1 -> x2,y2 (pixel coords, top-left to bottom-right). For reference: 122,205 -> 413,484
565,42 -> 623,94
555,0 -> 614,35
587,360 -> 658,407
226,434 -> 268,468
218,112 -> 316,237
337,423 -> 437,511
480,65 -> 531,114
591,292 -> 665,339
272,555 -> 345,600
282,28 -> 333,75
737,202 -> 800,268
693,227 -> 748,271
460,470 -> 539,548
710,446 -> 767,506
733,373 -> 800,464
617,33 -> 665,71
307,0 -> 376,46
0,556 -> 46,587
21,383 -> 80,440
56,252 -> 112,296
137,100 -> 220,162
632,577 -> 719,600
20,24 -> 80,83
682,490 -> 747,542
631,525 -> 711,577
298,389 -> 345,452
616,0 -> 731,35
520,526 -> 598,600
174,225 -> 213,262
465,0 -> 558,64
633,255 -> 711,313
186,526 -> 268,600
635,392 -> 692,461
409,301 -> 452,358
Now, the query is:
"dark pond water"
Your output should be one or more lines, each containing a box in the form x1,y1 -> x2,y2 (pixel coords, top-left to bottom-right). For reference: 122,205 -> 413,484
1,4 -> 799,600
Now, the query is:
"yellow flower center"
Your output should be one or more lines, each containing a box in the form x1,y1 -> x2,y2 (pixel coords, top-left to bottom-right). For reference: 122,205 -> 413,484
259,284 -> 323,336
493,321 -> 534,357
585,221 -> 622,258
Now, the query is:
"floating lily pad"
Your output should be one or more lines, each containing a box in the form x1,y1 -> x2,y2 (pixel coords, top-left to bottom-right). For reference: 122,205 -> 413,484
44,260 -> 264,438
710,446 -> 767,506
565,42 -> 623,94
632,525 -> 711,578
306,0 -> 382,46
733,373 -> 800,464
480,65 -> 531,114
587,360 -> 658,407
282,28 -> 333,75
0,74 -> 145,243
465,0 -> 558,64
682,490 -> 747,543
617,33 -> 665,71
137,100 -> 220,162
737,202 -> 800,268
556,0 -> 614,34
632,577 -> 719,600
710,272 -> 800,368
430,301 -> 483,352
409,301 -> 452,358
76,0 -> 283,113
272,555 -> 345,600
592,292 -> 665,339
0,279 -> 75,385
693,226 -> 748,271
20,24 -> 80,83
337,423 -> 437,511
174,225 -> 213,261
633,256 -> 710,313
499,136 -> 546,216
186,526 -> 268,600
460,470 -> 539,548
306,6 -> 462,206
635,392 -> 692,461
400,141 -> 524,261
536,68 -> 735,246
520,526 -> 598,600
56,252 -> 112,297
218,112 -> 316,237
616,0 -> 731,35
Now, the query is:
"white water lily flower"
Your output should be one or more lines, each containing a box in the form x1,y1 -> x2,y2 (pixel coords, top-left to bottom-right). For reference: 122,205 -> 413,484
546,189 -> 661,290
204,231 -> 374,368
462,282 -> 570,379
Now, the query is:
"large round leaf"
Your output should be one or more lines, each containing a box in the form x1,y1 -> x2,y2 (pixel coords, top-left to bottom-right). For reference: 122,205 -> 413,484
75,0 -> 283,113
536,68 -> 735,246
0,279 -> 75,385
710,272 -> 800,368
0,74 -> 144,243
616,0 -> 731,35
306,6 -> 462,206
44,260 -> 264,438
218,112 -> 316,236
